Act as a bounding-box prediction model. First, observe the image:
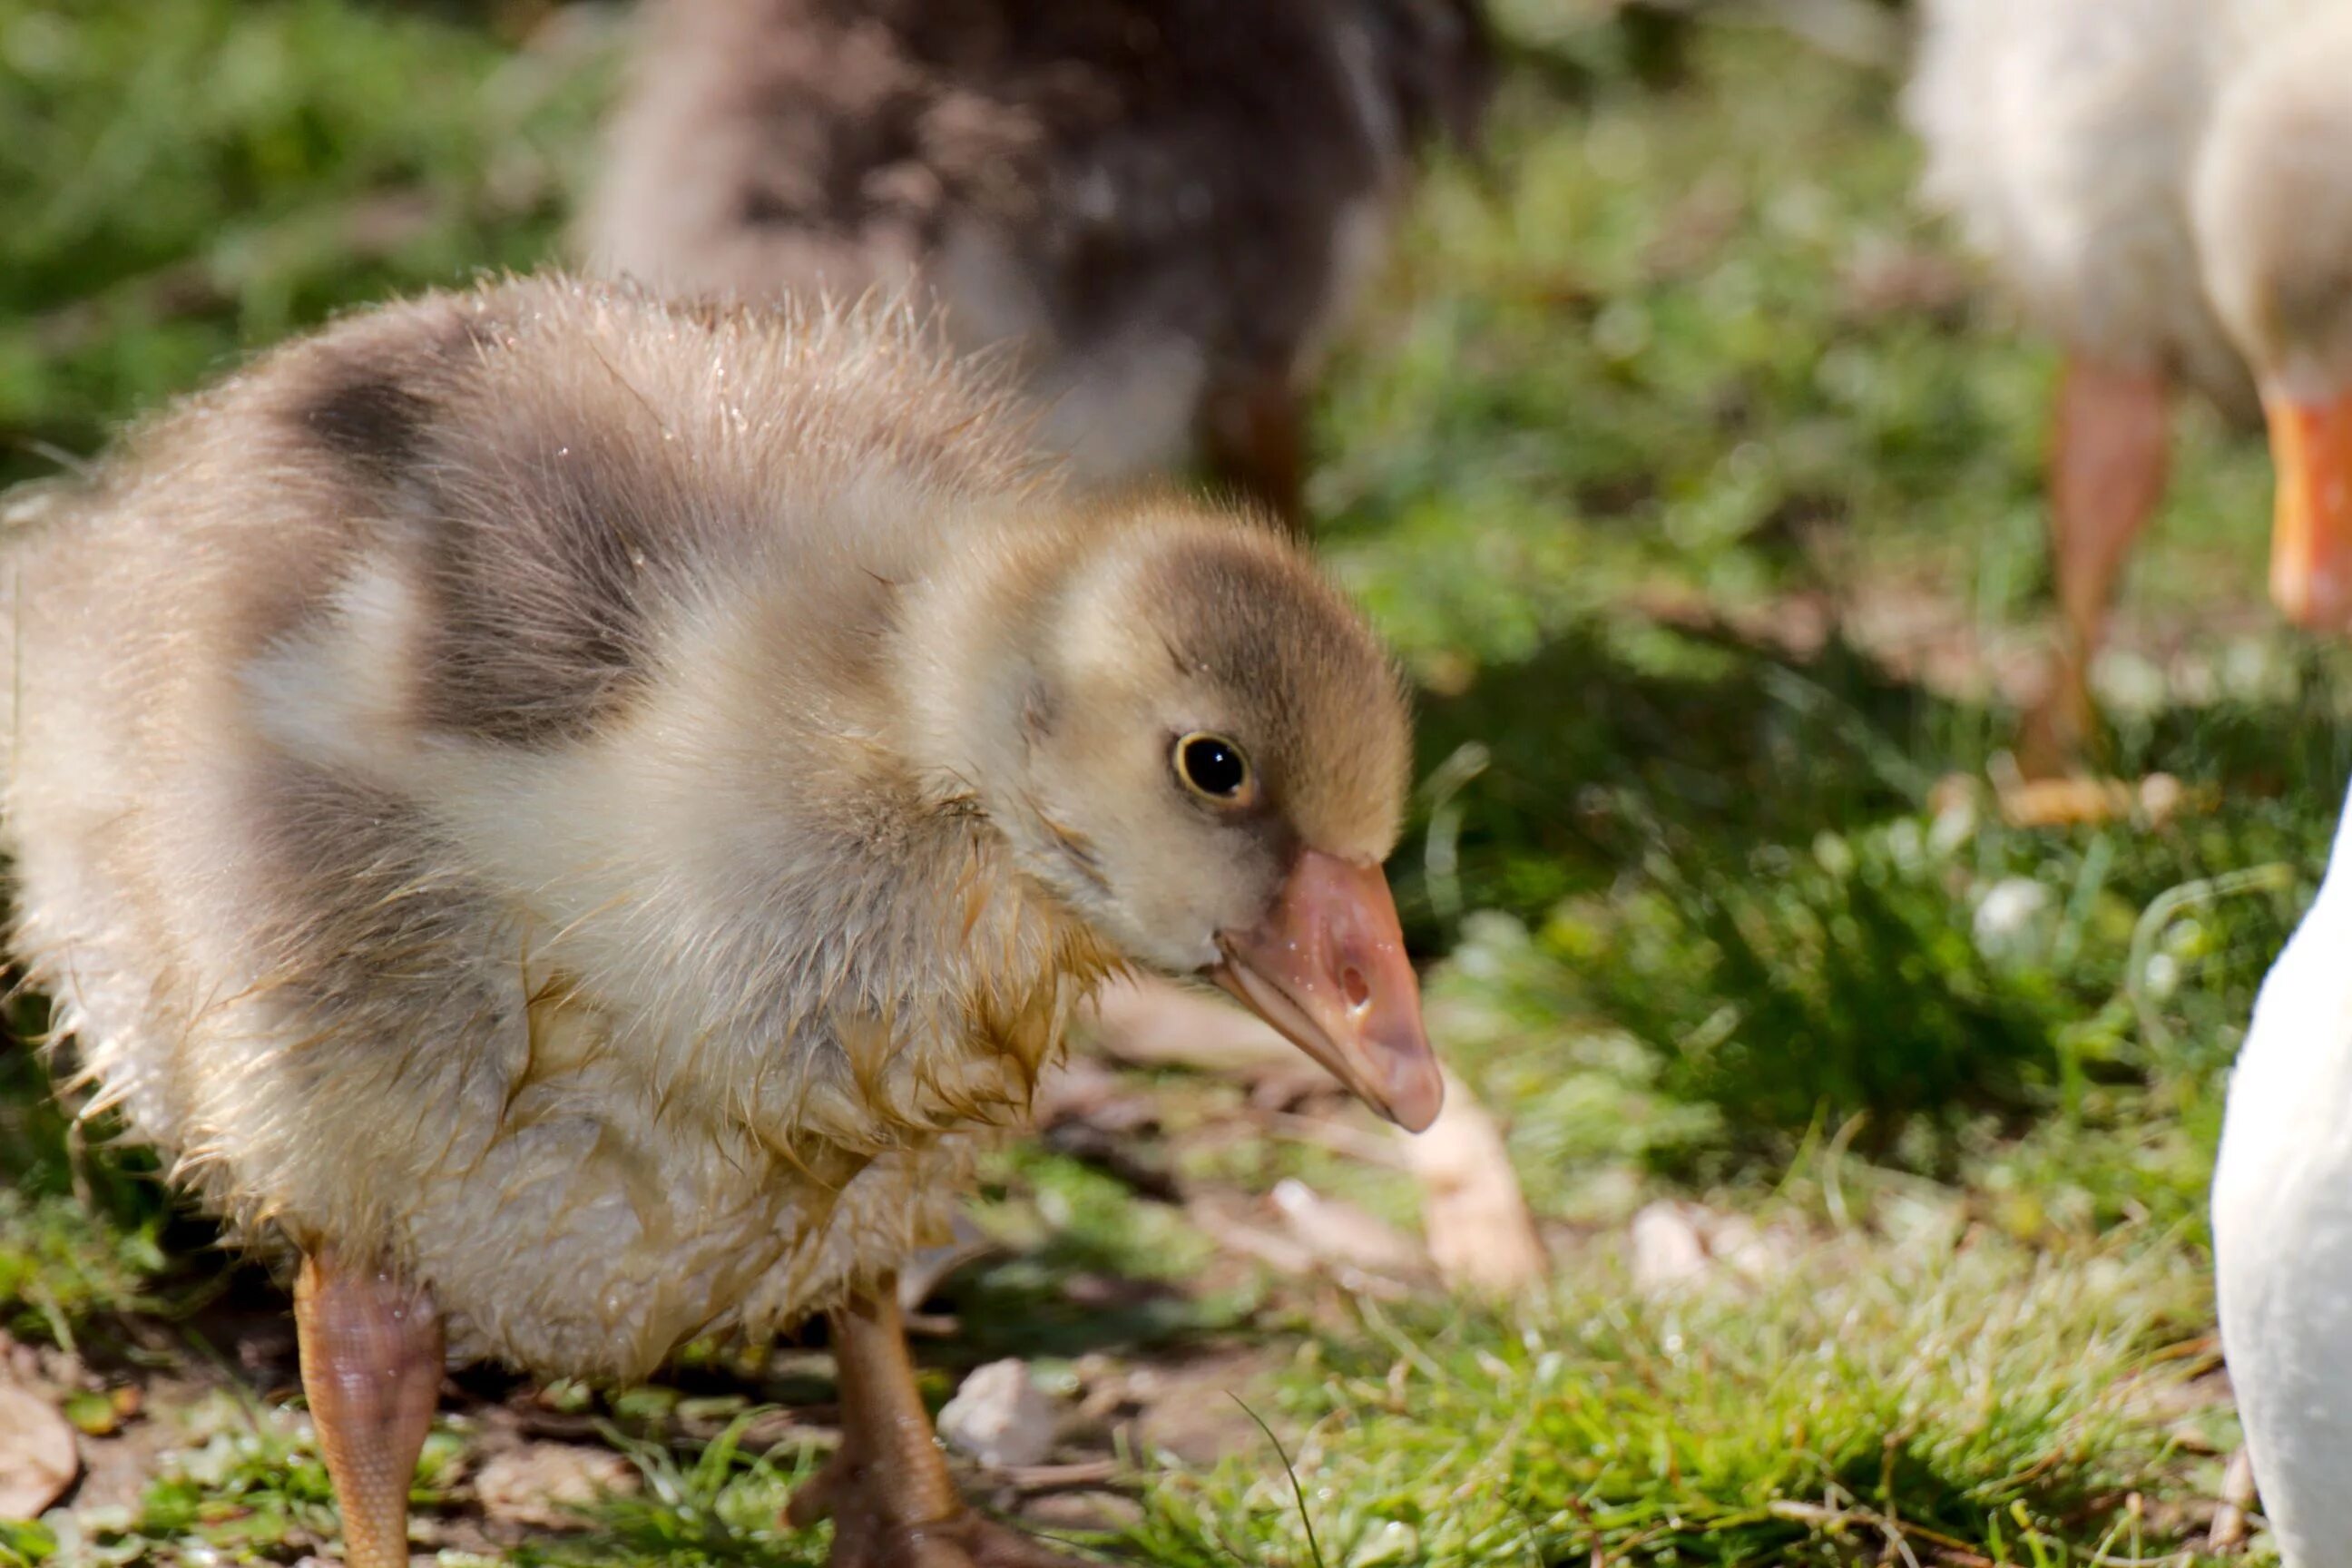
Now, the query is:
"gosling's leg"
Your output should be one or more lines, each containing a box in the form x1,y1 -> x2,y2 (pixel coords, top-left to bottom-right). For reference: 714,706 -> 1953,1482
294,1250 -> 444,1568
789,1280 -> 1087,1568
1200,368 -> 1308,534
2020,354 -> 2171,775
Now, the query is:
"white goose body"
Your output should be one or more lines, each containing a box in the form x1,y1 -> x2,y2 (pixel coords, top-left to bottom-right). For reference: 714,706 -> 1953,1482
2215,787 -> 2352,1563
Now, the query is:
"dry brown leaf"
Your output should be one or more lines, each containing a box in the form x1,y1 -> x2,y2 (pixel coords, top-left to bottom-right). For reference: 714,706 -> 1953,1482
474,1443 -> 638,1530
1083,984 -> 1549,1295
2209,1446 -> 2257,1553
0,1385 -> 79,1520
1399,1068 -> 1546,1294
1186,1191 -> 1414,1299
1079,974 -> 1293,1073
1032,1058 -> 1154,1131
1186,1197 -> 1319,1278
1995,771 -> 2195,829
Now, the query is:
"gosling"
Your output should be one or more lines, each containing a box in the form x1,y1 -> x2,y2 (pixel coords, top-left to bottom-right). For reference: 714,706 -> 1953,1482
0,275 -> 1442,1568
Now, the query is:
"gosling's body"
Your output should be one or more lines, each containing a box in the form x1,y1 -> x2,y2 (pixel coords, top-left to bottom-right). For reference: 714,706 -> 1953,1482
1,276 -> 1421,1400
5,275 -> 1436,1568
5,282 -> 1090,1378
581,0 -> 1490,511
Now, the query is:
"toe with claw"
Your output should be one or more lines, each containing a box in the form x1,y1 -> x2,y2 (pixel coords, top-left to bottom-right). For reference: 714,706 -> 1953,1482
787,1281 -> 1097,1567
791,1453 -> 1091,1567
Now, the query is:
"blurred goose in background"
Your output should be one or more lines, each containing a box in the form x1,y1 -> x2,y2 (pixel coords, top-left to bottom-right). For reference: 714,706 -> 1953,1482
0,276 -> 1442,1568
1906,0 -> 2352,768
580,0 -> 1494,527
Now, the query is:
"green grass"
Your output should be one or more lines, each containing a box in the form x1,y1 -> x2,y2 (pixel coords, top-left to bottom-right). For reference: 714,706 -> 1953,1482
0,1001 -> 177,1344
0,0 -> 609,487
0,0 -> 2330,1563
1131,1210 -> 2229,1567
511,1419 -> 827,1568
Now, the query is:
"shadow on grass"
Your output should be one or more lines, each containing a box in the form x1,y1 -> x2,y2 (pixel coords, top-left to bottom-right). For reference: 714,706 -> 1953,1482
1402,607 -> 2352,929
1406,611 -> 2352,1176
928,1240 -> 1211,1369
1395,614 -> 1988,940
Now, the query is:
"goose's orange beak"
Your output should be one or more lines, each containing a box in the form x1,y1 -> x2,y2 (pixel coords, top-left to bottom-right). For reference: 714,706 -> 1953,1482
1209,850 -> 1444,1132
2266,390 -> 2352,630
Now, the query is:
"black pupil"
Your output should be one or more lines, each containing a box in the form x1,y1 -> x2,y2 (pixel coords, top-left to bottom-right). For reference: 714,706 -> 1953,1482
1183,738 -> 1246,797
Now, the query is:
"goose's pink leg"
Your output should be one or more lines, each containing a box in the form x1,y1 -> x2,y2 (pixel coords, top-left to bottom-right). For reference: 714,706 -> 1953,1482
294,1250 -> 443,1568
789,1281 -> 1087,1568
1200,369 -> 1308,534
2022,354 -> 2171,773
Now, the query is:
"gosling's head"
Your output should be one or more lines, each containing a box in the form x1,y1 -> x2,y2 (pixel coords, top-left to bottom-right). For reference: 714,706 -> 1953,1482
913,505 -> 1438,1131
2193,14 -> 2352,629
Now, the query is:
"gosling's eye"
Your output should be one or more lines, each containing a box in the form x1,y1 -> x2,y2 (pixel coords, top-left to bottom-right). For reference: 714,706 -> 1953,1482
1174,732 -> 1251,802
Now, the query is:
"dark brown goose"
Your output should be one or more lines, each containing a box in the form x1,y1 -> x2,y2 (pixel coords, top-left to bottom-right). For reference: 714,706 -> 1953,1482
581,0 -> 1492,525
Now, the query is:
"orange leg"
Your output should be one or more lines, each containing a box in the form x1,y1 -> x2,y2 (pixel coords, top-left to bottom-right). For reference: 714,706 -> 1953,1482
2020,354 -> 2171,773
788,1282 -> 1084,1567
1200,369 -> 1308,534
294,1250 -> 444,1568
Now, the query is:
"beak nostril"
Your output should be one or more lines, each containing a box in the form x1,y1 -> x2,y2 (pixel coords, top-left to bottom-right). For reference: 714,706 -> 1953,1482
1340,965 -> 1370,1011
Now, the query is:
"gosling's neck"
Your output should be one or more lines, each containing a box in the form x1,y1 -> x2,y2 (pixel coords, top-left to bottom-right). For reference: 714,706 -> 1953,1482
883,506 -> 1097,818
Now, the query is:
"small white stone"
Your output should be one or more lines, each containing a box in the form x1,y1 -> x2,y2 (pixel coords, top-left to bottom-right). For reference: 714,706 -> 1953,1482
1973,877 -> 2052,957
1630,1201 -> 1710,1294
937,1359 -> 1058,1470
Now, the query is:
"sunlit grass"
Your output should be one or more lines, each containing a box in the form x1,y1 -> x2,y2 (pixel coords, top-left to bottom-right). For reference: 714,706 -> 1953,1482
1124,1205 -> 2238,1566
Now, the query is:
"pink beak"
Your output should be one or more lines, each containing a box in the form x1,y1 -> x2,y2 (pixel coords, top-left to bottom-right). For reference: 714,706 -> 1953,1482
1207,849 -> 1445,1133
2266,389 -> 2352,630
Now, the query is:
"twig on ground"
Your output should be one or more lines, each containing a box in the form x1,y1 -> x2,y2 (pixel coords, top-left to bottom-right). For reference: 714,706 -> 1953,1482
2207,1446 -> 2257,1553
1398,1067 -> 1548,1294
